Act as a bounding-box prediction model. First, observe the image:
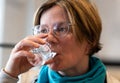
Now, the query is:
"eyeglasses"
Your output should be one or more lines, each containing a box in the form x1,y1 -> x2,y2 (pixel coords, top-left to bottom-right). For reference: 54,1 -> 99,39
33,23 -> 71,37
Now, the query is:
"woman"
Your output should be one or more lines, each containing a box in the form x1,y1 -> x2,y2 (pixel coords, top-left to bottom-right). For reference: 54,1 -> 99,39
0,0 -> 119,83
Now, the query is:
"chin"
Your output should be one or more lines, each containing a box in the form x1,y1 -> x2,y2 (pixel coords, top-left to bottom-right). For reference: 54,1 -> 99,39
48,63 -> 64,71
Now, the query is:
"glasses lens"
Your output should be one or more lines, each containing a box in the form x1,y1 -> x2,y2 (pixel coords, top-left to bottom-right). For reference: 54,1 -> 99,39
33,25 -> 49,35
33,25 -> 40,35
53,23 -> 69,37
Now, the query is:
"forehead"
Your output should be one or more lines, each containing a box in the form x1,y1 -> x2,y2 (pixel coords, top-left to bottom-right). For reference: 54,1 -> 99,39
40,5 -> 69,25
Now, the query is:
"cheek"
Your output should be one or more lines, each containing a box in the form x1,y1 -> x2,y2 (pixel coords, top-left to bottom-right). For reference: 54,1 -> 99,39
60,36 -> 78,54
59,38 -> 79,62
60,37 -> 86,63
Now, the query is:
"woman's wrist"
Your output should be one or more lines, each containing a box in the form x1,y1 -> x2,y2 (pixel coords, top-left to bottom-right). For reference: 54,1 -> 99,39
3,68 -> 18,79
0,68 -> 19,83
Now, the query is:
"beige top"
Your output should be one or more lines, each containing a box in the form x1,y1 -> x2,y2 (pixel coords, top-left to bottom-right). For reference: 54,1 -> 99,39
106,71 -> 120,83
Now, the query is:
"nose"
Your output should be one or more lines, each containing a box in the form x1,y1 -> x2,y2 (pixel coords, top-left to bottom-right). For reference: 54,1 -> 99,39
46,31 -> 58,45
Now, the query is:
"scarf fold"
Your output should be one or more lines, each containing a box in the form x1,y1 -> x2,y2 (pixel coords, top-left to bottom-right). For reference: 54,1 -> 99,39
37,57 -> 106,83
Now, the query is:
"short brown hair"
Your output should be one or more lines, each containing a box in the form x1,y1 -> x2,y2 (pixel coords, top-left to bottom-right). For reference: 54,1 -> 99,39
34,0 -> 102,56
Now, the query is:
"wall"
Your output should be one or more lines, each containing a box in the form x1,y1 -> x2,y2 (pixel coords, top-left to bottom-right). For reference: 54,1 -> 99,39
0,0 -> 34,69
0,0 -> 5,68
94,0 -> 120,62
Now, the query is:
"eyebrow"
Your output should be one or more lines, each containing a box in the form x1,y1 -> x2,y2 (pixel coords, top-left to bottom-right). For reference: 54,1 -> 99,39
40,21 -> 68,27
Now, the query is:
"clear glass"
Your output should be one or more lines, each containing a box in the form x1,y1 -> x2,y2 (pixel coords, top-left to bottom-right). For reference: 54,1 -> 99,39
31,43 -> 56,65
32,25 -> 57,65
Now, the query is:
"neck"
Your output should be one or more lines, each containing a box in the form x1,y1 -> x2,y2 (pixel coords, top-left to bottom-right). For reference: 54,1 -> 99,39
58,56 -> 89,77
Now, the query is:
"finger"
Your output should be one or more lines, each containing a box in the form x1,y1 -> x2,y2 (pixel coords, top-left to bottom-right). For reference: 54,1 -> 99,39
24,35 -> 46,44
13,50 -> 40,66
13,50 -> 35,59
14,39 -> 40,52
27,54 -> 43,66
36,34 -> 48,38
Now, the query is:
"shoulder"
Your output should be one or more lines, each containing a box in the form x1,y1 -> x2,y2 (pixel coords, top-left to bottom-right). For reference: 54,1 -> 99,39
106,71 -> 120,83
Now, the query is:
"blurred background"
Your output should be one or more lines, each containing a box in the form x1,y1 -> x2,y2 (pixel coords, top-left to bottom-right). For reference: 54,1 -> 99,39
0,0 -> 120,82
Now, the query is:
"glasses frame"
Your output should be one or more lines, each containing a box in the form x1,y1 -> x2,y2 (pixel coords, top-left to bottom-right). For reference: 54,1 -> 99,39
32,22 -> 72,38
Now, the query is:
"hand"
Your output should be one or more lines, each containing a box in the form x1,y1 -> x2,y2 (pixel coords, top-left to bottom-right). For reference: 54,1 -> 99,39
4,34 -> 47,78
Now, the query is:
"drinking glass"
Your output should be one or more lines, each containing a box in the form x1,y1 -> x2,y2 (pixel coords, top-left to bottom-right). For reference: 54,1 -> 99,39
31,42 -> 56,65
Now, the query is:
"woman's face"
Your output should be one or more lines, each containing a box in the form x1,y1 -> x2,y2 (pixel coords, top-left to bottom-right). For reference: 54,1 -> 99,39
40,5 -> 89,72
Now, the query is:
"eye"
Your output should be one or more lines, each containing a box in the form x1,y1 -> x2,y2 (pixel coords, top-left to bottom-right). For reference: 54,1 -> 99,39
53,24 -> 68,36
58,27 -> 67,32
40,25 -> 49,34
40,28 -> 48,33
55,25 -> 67,32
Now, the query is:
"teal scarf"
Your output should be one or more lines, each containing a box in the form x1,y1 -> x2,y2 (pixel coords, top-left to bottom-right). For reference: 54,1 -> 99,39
37,57 -> 106,83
